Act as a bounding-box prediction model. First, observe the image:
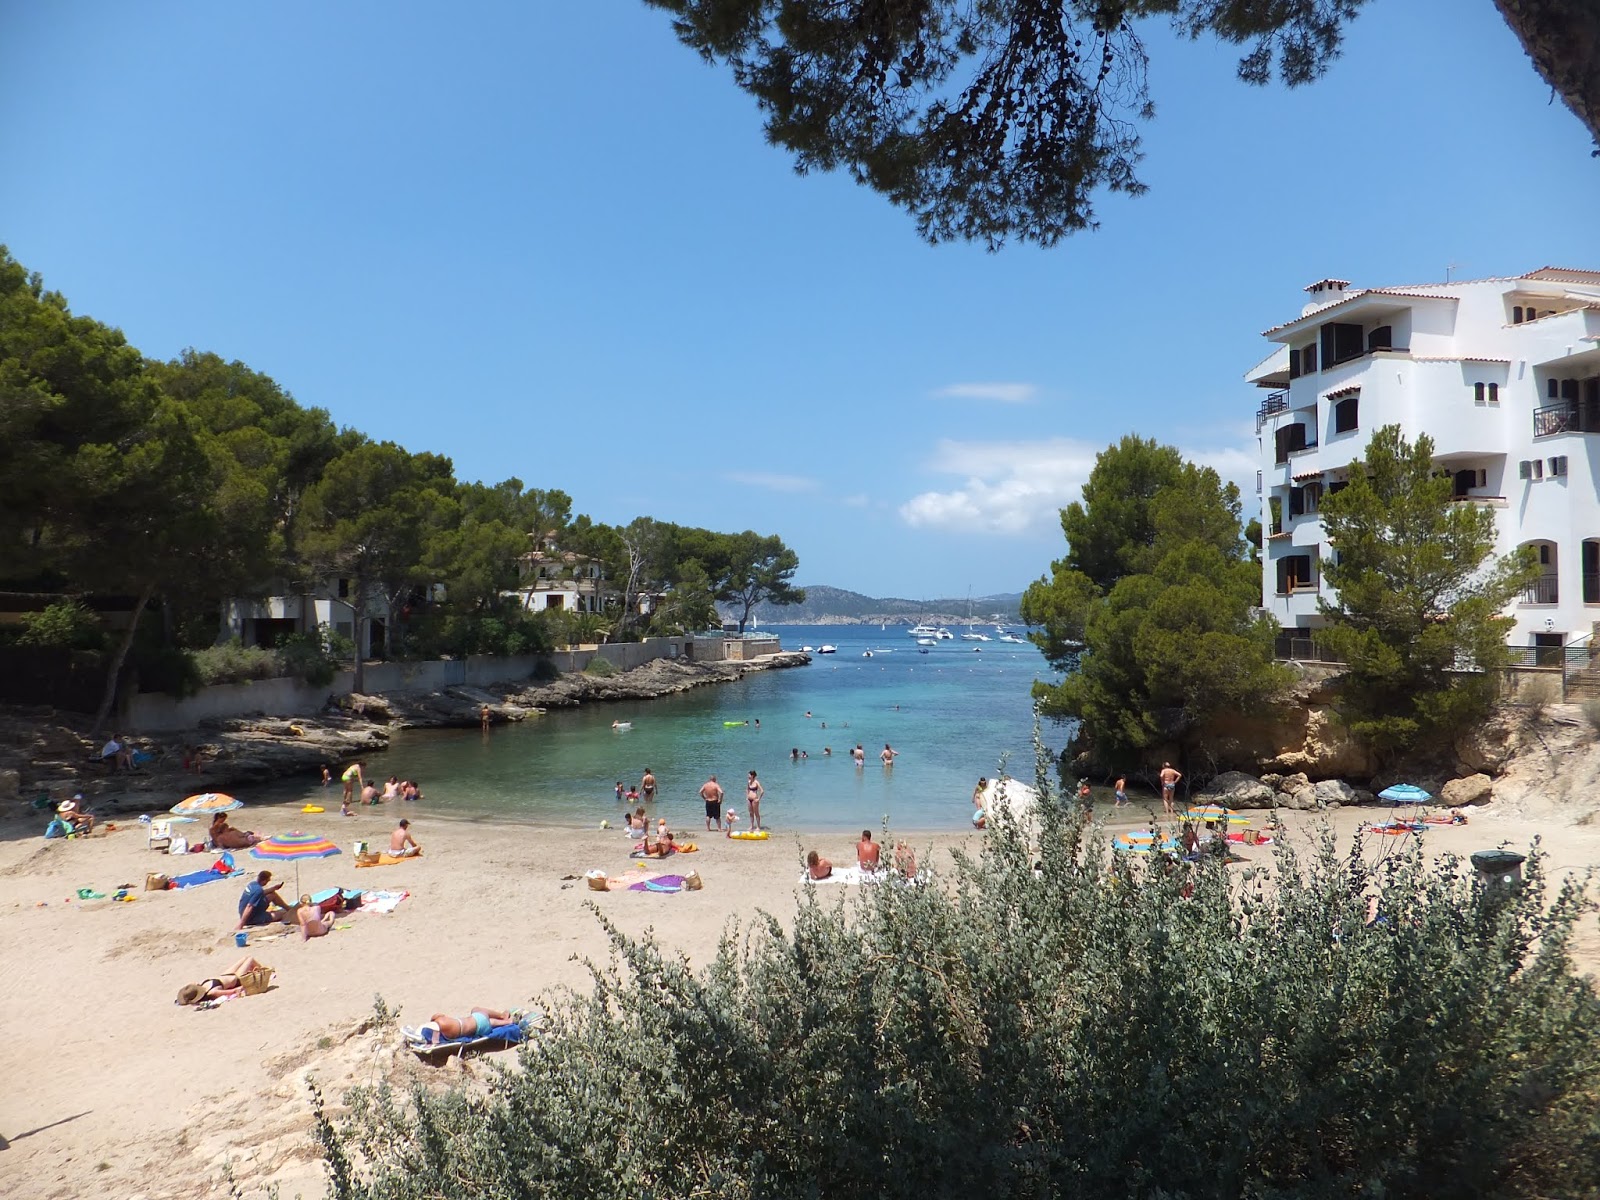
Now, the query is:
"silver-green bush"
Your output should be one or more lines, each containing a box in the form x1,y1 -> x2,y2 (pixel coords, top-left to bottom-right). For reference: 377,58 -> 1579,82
316,803 -> 1600,1199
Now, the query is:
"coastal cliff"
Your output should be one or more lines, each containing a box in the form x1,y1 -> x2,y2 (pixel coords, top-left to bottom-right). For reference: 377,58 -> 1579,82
0,652 -> 809,818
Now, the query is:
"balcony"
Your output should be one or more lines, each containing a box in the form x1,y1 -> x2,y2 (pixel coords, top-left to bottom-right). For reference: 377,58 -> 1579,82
1523,573 -> 1559,605
1255,390 -> 1289,432
1534,401 -> 1600,438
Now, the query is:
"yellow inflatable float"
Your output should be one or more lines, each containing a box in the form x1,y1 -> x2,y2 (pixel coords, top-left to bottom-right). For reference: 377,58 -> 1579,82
727,830 -> 770,841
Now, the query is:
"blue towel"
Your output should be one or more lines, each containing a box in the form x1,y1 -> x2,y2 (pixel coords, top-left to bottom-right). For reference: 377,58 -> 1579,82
172,867 -> 232,889
423,1022 -> 527,1047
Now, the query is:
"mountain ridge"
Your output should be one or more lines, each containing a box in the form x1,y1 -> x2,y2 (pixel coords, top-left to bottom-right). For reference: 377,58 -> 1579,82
735,584 -> 1026,627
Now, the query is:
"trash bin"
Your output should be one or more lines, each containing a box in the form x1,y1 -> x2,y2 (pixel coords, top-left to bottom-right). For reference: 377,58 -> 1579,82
1470,849 -> 1525,887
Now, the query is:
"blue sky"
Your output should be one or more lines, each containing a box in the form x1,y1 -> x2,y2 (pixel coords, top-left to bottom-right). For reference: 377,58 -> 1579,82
3,1 -> 1597,599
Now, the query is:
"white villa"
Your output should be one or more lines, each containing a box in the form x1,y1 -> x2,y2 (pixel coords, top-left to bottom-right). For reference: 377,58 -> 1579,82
511,545 -> 606,613
1251,267 -> 1600,663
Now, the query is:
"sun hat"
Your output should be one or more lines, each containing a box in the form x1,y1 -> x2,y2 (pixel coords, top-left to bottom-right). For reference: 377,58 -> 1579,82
58,800 -> 77,813
176,982 -> 206,1006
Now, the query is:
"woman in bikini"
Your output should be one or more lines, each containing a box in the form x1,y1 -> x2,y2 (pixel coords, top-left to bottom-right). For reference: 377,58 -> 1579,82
426,1006 -> 516,1039
175,955 -> 267,1005
746,770 -> 764,832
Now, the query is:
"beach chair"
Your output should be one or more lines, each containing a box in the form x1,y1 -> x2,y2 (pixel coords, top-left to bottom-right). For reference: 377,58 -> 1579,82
147,819 -> 173,852
401,1014 -> 535,1063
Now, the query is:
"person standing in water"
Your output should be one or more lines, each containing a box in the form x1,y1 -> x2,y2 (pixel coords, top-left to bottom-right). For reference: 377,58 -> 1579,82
640,768 -> 658,804
746,770 -> 764,832
852,744 -> 866,767
880,743 -> 898,767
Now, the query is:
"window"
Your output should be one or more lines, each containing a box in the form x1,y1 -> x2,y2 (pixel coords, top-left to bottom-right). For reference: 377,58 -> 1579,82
1276,554 -> 1315,594
1320,322 -> 1364,367
1514,305 -> 1525,324
1550,456 -> 1569,477
1474,382 -> 1485,404
1327,479 -> 1349,495
336,578 -> 350,599
1488,382 -> 1498,404
1302,343 -> 1317,373
1540,544 -> 1551,566
1535,459 -> 1545,480
1549,378 -> 1561,400
1288,348 -> 1300,380
1366,325 -> 1392,353
1333,395 -> 1359,433
1519,460 -> 1533,480
1288,487 -> 1305,518
1452,468 -> 1487,497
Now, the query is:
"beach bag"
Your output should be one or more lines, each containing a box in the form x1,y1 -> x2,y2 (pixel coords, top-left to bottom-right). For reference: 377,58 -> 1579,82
682,870 -> 703,891
585,869 -> 609,892
44,818 -> 68,839
238,967 -> 273,996
145,872 -> 171,891
168,836 -> 188,856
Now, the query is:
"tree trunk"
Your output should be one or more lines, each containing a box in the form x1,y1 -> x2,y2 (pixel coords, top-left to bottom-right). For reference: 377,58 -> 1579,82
1494,0 -> 1600,150
91,583 -> 153,737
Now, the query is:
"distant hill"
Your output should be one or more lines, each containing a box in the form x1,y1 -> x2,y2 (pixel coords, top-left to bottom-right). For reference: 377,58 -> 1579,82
735,585 -> 1027,627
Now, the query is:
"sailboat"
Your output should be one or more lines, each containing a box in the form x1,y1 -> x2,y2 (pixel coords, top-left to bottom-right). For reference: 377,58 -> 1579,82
960,590 -> 990,640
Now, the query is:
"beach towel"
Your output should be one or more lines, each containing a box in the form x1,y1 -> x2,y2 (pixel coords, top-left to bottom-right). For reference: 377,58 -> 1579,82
628,874 -> 690,893
357,889 -> 409,914
356,850 -> 422,868
799,866 -> 884,886
402,1018 -> 531,1060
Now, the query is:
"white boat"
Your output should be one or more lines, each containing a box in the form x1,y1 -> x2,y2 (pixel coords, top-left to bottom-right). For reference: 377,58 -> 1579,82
800,645 -> 816,653
999,632 -> 1027,644
817,644 -> 836,654
916,637 -> 936,646
862,650 -> 873,658
960,591 -> 990,639
907,623 -> 940,638
935,627 -> 954,640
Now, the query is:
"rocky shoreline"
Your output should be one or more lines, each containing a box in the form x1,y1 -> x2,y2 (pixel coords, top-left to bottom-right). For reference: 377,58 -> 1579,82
0,651 -> 809,819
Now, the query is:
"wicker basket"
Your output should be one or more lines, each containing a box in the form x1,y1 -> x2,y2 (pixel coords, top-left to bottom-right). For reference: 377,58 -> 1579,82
356,851 -> 381,867
238,967 -> 273,996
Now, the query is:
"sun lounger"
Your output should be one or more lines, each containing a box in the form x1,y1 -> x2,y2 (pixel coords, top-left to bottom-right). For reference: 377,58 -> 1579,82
401,1017 -> 532,1061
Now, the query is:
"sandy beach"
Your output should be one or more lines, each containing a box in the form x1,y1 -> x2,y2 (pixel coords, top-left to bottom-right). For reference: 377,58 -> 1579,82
3,795 -> 1597,1200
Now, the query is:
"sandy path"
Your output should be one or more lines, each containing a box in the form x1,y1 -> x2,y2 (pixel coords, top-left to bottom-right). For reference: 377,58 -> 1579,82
1,797 -> 1594,1199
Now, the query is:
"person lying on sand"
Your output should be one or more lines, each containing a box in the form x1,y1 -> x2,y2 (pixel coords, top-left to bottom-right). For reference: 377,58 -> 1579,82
209,813 -> 262,849
177,957 -> 266,1004
806,849 -> 833,880
422,1006 -> 518,1040
175,955 -> 268,1006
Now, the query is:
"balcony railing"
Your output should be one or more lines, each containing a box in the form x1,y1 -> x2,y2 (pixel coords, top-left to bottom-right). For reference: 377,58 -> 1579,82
1523,573 -> 1560,604
1533,401 -> 1600,437
1273,633 -> 1343,664
1255,390 -> 1289,431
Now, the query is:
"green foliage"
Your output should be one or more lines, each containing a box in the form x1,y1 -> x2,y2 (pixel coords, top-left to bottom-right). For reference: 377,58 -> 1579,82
530,657 -> 562,683
644,1 -> 1369,248
1315,426 -> 1540,759
1029,446 -> 1287,765
582,656 -> 618,678
191,640 -> 283,685
278,625 -> 352,687
15,600 -> 106,651
319,805 -> 1600,1199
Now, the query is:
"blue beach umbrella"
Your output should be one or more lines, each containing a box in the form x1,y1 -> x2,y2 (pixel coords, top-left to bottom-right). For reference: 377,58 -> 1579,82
1378,783 -> 1432,805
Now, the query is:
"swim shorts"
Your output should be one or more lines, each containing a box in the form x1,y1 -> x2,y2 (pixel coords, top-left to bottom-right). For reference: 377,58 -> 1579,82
705,799 -> 722,821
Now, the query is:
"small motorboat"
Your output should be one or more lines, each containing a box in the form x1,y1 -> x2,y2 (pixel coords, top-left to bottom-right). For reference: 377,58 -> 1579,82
916,637 -> 936,646
799,645 -> 816,653
817,645 -> 837,654
862,650 -> 873,658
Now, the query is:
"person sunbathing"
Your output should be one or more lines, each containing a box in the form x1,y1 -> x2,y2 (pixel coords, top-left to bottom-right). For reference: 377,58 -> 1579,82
298,900 -> 336,940
57,797 -> 95,835
806,849 -> 833,880
209,813 -> 262,849
894,841 -> 917,879
389,818 -> 421,857
175,955 -> 268,1006
857,830 -> 882,871
636,832 -> 675,858
422,1006 -> 517,1040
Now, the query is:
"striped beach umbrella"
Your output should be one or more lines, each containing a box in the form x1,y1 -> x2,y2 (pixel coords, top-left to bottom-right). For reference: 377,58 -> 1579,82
1184,804 -> 1251,825
1378,783 -> 1432,805
250,831 -> 342,893
171,792 -> 243,816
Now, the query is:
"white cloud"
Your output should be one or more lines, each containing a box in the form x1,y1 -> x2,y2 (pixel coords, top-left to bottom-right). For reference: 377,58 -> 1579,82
897,436 -> 1259,537
724,471 -> 819,493
899,437 -> 1098,535
931,382 -> 1038,405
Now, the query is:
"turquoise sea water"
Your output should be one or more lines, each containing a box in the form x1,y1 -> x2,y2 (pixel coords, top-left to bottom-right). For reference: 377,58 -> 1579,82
277,625 -> 1061,832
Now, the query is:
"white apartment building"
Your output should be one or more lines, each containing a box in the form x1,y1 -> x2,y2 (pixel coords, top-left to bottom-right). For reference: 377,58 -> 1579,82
1251,267 -> 1600,661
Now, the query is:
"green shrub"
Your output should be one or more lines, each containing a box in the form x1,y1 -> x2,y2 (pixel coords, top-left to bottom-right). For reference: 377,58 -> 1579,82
582,655 -> 617,678
16,600 -> 106,652
279,624 -> 351,687
530,657 -> 561,683
319,805 -> 1600,1200
135,644 -> 202,698
191,640 -> 283,685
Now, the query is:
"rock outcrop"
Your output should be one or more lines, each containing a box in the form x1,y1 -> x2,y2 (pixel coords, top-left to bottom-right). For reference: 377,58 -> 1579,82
1440,772 -> 1494,807
1199,771 -> 1275,808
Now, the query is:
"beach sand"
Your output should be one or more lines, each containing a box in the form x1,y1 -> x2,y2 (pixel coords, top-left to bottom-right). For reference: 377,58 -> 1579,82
2,797 -> 1596,1199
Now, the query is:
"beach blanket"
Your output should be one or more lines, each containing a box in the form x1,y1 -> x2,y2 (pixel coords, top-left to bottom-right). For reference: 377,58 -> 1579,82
356,850 -> 422,868
357,889 -> 409,914
172,855 -> 239,889
1225,832 -> 1274,846
402,1019 -> 530,1060
800,866 -> 885,886
628,873 -> 690,893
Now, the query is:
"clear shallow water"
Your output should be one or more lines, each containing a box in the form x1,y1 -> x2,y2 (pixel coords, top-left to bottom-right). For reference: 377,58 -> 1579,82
274,625 -> 1060,833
